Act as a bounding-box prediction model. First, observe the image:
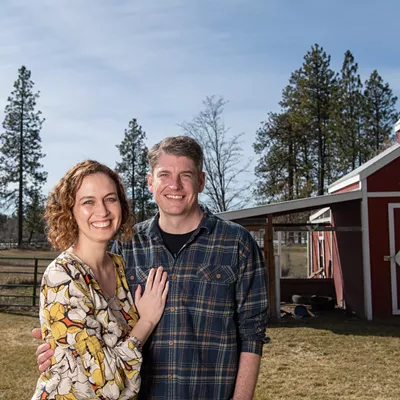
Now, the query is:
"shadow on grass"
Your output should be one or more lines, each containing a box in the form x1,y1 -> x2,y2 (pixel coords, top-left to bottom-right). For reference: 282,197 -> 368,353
0,307 -> 38,318
271,306 -> 400,338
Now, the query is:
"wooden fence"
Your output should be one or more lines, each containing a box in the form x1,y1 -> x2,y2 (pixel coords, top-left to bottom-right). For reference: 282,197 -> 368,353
0,256 -> 53,308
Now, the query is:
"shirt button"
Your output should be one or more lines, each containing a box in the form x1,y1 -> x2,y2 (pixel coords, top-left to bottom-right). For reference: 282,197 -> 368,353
216,273 -> 222,279
171,274 -> 177,281
130,276 -> 135,281
170,307 -> 176,312
169,340 -> 174,346
168,374 -> 173,380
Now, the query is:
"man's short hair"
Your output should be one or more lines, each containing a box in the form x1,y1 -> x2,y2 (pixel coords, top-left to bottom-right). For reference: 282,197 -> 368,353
148,136 -> 204,173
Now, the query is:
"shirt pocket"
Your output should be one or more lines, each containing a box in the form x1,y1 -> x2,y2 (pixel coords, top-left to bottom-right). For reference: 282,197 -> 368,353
188,264 -> 237,315
125,265 -> 149,294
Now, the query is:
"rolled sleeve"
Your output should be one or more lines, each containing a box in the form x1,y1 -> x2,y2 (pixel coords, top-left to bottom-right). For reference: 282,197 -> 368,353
236,231 -> 269,355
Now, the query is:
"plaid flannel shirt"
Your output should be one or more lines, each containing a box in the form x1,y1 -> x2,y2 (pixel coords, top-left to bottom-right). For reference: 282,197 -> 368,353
112,207 -> 268,400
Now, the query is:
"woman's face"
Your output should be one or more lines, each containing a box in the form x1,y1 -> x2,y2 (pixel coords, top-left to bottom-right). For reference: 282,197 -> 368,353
72,172 -> 122,246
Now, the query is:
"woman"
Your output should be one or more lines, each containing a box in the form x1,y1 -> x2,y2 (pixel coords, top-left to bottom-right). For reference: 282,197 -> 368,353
32,160 -> 168,400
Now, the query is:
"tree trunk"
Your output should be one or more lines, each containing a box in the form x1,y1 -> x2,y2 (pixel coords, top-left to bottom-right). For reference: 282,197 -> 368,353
18,96 -> 24,247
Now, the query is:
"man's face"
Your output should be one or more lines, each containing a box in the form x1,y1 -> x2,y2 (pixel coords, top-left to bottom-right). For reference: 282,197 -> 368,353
148,153 -> 205,218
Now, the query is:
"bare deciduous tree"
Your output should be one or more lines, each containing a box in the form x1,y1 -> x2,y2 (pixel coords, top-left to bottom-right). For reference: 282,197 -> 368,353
180,96 -> 252,212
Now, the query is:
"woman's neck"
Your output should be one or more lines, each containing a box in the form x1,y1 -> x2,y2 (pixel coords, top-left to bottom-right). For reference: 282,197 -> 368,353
70,239 -> 109,275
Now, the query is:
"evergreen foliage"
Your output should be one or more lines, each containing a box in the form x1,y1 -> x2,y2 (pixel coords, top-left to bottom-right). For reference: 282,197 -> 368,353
362,70 -> 399,161
334,50 -> 364,173
116,119 -> 156,222
254,45 -> 399,203
24,188 -> 45,244
0,66 -> 47,247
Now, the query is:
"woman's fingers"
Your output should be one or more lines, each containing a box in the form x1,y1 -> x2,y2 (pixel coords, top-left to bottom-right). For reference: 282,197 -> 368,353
145,268 -> 156,291
151,267 -> 164,291
135,284 -> 142,305
144,267 -> 168,296
157,271 -> 168,295
162,281 -> 169,300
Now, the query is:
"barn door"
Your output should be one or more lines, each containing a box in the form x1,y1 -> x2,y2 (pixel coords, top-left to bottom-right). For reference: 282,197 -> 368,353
388,204 -> 400,315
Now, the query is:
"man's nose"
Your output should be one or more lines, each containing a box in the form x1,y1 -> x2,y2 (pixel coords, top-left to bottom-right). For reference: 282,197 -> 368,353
169,176 -> 183,189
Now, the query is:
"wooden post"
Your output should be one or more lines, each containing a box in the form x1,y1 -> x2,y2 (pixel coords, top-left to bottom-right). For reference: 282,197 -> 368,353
32,258 -> 39,307
266,215 -> 277,320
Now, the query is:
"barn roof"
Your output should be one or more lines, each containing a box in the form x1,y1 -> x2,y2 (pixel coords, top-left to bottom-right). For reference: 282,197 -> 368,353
328,142 -> 400,193
217,190 -> 362,223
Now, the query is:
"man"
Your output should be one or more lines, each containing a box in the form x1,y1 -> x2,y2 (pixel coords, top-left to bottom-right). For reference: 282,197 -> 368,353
35,136 -> 268,400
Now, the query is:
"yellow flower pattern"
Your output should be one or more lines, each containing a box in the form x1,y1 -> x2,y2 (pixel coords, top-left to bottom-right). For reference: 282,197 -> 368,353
32,252 -> 141,400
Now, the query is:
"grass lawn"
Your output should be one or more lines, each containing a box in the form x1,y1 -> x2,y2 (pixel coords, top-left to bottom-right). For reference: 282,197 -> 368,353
1,310 -> 400,400
0,310 -> 39,400
256,312 -> 400,400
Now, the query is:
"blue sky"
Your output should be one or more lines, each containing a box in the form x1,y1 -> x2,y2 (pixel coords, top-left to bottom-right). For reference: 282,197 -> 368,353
1,0 -> 399,197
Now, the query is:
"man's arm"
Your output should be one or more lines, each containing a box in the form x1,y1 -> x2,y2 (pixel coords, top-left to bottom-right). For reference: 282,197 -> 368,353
233,229 -> 268,399
232,352 -> 261,400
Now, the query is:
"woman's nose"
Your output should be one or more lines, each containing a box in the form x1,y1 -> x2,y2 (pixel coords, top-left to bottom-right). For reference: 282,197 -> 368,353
95,201 -> 110,216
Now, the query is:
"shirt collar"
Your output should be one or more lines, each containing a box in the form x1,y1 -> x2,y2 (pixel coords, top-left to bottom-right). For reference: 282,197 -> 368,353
140,204 -> 218,239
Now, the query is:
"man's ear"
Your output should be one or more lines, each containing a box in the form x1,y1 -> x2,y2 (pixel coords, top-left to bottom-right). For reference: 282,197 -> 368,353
147,172 -> 154,193
198,172 -> 206,193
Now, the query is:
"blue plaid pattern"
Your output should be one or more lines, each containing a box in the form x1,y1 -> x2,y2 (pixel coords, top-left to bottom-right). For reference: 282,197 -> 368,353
112,207 -> 268,400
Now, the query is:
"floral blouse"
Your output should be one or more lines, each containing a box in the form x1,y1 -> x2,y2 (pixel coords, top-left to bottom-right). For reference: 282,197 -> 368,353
32,251 -> 142,400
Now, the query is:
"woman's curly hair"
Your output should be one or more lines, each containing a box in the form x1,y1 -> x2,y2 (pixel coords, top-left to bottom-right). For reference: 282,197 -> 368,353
45,160 -> 134,250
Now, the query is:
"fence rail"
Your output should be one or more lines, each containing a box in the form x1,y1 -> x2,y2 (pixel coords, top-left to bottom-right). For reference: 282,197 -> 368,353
0,256 -> 53,308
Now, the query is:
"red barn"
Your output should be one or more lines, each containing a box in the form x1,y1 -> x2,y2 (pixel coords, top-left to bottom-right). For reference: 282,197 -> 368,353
321,119 -> 400,320
218,119 -> 400,320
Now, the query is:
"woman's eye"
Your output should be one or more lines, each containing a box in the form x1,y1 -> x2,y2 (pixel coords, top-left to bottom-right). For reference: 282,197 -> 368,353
106,197 -> 117,203
83,200 -> 93,205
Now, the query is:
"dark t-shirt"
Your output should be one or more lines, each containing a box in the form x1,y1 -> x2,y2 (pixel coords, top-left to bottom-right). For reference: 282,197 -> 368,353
159,226 -> 195,257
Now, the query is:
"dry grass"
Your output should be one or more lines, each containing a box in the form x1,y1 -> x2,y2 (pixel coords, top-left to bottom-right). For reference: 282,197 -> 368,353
0,311 -> 40,400
1,310 -> 400,400
255,311 -> 400,400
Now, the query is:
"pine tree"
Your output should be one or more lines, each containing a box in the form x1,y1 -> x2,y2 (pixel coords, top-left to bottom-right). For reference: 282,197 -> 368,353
334,50 -> 364,173
254,112 -> 299,203
297,44 -> 338,194
362,70 -> 399,161
280,73 -> 315,198
136,147 -> 157,221
116,119 -> 155,222
24,187 -> 45,244
0,66 -> 47,247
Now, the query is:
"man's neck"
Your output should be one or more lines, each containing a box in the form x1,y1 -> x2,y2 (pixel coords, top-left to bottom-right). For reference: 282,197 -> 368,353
158,206 -> 203,234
